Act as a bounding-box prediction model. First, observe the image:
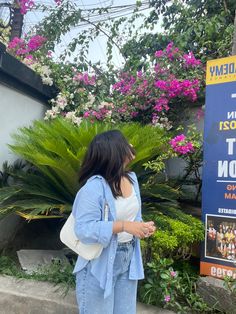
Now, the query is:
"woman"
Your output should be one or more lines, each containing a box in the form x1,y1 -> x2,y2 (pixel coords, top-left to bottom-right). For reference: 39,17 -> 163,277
72,130 -> 156,314
216,227 -> 224,256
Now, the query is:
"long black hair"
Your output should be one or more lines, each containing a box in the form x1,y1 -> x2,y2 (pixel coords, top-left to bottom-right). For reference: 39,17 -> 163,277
78,130 -> 136,197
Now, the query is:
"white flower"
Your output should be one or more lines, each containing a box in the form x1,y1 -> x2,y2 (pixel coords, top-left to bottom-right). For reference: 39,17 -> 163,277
65,111 -> 82,126
106,110 -> 112,118
44,108 -> 59,120
87,94 -> 95,104
63,75 -> 71,82
55,93 -> 68,109
98,101 -> 109,109
65,111 -> 75,120
41,76 -> 53,86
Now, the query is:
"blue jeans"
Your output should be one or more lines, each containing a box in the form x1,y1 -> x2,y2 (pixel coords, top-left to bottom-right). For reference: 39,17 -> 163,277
75,239 -> 137,314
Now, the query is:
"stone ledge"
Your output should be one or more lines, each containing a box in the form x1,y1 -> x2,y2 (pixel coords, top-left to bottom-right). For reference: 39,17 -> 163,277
0,275 -> 175,314
197,276 -> 236,313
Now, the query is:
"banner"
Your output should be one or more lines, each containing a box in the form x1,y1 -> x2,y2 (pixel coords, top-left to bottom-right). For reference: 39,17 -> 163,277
201,56 -> 236,278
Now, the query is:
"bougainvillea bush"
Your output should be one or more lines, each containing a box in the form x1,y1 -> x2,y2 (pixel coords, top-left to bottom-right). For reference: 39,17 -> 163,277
7,31 -> 205,128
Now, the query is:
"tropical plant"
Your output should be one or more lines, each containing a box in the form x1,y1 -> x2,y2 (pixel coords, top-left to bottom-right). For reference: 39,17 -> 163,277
0,118 -> 171,219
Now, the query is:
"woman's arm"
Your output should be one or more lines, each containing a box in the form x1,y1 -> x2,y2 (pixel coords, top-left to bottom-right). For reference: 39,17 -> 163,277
73,180 -> 113,248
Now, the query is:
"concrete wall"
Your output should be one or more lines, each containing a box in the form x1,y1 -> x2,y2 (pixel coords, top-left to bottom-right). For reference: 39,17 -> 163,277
0,83 -> 47,168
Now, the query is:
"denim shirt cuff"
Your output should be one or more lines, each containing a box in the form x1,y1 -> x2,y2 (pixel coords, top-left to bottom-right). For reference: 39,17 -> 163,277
98,221 -> 113,247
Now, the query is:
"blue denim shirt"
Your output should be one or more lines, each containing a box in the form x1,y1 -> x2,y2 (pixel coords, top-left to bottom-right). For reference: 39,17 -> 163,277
72,171 -> 144,298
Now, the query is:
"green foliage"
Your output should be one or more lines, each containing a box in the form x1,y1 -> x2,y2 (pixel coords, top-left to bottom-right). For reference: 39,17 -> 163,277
124,0 -> 236,64
0,118 -> 168,218
0,256 -> 75,294
138,258 -> 220,313
223,275 -> 236,294
144,125 -> 203,203
142,205 -> 204,261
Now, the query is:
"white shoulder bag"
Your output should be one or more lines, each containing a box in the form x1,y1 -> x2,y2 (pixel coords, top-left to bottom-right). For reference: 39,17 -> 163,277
60,201 -> 109,260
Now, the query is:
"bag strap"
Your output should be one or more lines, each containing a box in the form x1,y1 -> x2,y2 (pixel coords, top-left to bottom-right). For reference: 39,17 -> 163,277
101,180 -> 109,222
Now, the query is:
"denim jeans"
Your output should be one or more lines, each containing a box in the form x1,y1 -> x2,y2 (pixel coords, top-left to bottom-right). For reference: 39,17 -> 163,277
75,239 -> 137,314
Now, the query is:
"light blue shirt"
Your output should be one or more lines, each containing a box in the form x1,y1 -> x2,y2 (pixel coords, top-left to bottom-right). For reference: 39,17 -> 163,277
72,172 -> 144,298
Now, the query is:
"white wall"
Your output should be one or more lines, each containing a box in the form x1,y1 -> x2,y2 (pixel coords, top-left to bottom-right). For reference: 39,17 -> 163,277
0,83 -> 47,168
0,83 -> 48,249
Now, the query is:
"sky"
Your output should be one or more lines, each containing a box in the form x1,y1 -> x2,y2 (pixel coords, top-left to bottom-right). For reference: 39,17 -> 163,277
0,0 -> 162,68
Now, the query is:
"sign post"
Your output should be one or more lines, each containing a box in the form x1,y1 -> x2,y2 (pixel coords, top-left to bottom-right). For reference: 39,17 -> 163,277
201,56 -> 236,279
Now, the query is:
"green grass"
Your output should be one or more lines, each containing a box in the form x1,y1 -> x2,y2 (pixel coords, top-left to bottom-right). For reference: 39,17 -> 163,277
0,255 -> 75,294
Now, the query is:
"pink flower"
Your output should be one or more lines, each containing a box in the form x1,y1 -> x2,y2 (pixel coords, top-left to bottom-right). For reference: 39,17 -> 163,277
152,113 -> 159,125
113,75 -> 136,95
23,54 -> 35,65
166,42 -> 174,53
154,98 -> 169,112
170,271 -> 177,277
83,111 -> 90,118
131,111 -> 138,118
154,80 -> 168,91
183,52 -> 201,68
8,37 -> 25,50
169,134 -> 195,155
47,50 -> 53,58
73,72 -> 96,85
54,0 -> 62,5
137,71 -> 143,78
73,73 -> 83,82
27,35 -> 47,52
16,48 -> 29,55
165,42 -> 179,60
164,295 -> 171,302
18,0 -> 34,14
155,50 -> 163,58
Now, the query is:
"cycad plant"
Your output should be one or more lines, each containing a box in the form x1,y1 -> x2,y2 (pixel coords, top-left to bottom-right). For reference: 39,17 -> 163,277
0,118 -> 172,219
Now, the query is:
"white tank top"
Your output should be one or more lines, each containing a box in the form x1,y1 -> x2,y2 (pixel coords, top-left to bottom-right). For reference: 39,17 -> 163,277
114,185 -> 139,243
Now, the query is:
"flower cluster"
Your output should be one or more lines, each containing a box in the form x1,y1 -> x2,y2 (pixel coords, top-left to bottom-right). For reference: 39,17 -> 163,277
183,52 -> 201,68
110,43 -> 203,128
17,0 -> 34,15
7,35 -> 53,86
8,38 -> 203,133
42,43 -> 203,129
8,35 -> 47,56
73,71 -> 96,86
155,42 -> 201,68
169,134 -> 195,155
113,74 -> 136,94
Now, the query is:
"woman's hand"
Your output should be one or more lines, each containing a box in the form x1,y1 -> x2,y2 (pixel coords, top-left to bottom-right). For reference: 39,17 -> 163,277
123,221 -> 156,239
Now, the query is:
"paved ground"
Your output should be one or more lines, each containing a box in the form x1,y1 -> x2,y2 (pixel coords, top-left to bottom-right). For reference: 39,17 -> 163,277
0,275 -> 175,314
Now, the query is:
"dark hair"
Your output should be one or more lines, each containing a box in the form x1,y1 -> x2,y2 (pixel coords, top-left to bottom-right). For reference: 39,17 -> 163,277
78,130 -> 136,197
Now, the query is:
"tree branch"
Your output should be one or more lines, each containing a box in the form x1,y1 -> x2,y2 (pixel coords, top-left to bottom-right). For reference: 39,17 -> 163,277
81,17 -> 124,57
